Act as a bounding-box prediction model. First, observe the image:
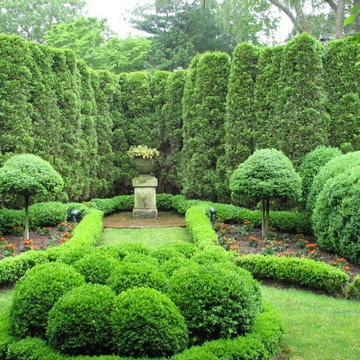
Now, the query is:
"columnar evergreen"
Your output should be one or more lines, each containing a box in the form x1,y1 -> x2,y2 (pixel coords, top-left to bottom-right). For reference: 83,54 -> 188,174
253,46 -> 284,150
181,52 -> 230,201
0,35 -> 33,158
323,39 -> 360,152
1,33 -> 360,204
224,43 -> 260,171
161,70 -> 187,194
275,34 -> 329,165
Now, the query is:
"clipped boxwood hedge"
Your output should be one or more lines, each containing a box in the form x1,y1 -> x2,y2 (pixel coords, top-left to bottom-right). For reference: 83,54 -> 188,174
234,254 -> 349,296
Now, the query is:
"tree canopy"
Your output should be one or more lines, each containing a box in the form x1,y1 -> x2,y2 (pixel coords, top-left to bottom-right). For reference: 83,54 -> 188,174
0,154 -> 64,238
44,17 -> 151,73
230,149 -> 301,237
0,0 -> 86,43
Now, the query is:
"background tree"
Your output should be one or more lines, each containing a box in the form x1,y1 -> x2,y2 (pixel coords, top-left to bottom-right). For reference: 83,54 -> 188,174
0,154 -> 64,239
45,17 -> 151,73
130,0 -> 234,70
0,0 -> 85,43
217,0 -> 278,44
230,149 -> 301,238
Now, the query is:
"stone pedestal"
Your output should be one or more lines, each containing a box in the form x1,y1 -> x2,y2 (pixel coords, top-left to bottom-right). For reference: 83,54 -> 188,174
132,175 -> 158,219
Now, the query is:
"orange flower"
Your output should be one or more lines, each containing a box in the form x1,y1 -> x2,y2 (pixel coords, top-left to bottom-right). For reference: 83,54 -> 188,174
305,243 -> 318,248
0,238 -> 6,241
243,221 -> 252,225
32,246 -> 39,250
342,266 -> 350,271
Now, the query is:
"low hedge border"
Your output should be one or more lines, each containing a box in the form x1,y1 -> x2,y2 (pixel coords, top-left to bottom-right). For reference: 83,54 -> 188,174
0,208 -> 103,287
234,254 -> 350,296
89,193 -> 312,234
2,300 -> 283,360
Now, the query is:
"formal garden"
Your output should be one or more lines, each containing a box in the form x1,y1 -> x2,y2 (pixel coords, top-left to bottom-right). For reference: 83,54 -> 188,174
1,31 -> 360,360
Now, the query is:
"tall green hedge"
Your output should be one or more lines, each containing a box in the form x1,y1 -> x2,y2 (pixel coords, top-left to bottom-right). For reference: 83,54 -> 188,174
1,33 -> 360,204
160,70 -> 187,194
324,38 -> 360,152
275,33 -> 329,165
181,52 -> 230,201
253,46 -> 284,150
224,43 -> 260,170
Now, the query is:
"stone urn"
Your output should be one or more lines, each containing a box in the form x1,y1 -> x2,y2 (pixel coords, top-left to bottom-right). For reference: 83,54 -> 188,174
134,157 -> 155,175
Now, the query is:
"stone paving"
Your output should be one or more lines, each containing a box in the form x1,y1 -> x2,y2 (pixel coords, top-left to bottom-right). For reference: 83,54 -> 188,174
103,211 -> 186,229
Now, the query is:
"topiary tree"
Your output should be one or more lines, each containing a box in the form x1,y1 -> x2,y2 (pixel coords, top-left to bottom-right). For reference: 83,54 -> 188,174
0,154 -> 64,239
230,149 -> 301,239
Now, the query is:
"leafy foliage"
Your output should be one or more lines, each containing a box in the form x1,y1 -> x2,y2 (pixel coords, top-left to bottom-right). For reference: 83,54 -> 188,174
47,284 -> 116,355
111,287 -> 188,357
312,166 -> 360,263
0,0 -> 85,43
181,52 -> 230,201
230,149 -> 301,202
9,262 -> 85,338
168,262 -> 262,344
299,146 -> 341,207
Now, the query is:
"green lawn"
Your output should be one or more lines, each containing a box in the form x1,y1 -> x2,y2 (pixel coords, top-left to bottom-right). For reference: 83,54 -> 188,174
98,227 -> 191,250
262,285 -> 360,360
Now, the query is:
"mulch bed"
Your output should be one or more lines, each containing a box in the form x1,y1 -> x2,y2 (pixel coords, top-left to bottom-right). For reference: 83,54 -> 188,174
0,223 -> 76,261
214,220 -> 360,280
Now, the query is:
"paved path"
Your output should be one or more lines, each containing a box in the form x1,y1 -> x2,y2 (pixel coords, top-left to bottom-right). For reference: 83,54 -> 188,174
103,211 -> 186,229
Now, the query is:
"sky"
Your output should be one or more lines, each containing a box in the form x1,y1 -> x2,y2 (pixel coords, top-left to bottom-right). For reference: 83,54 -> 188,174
85,0 -> 292,42
85,0 -> 147,38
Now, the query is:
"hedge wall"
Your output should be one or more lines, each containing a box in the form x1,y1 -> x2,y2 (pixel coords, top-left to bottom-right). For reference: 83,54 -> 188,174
1,33 -> 360,204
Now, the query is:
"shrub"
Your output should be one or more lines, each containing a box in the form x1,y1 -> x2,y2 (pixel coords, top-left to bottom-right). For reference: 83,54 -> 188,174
121,253 -> 159,266
47,284 -> 116,355
0,250 -> 50,287
151,245 -> 186,263
73,253 -> 121,285
172,301 -> 284,360
160,257 -> 197,277
347,274 -> 360,300
89,195 -> 133,215
168,263 -> 262,344
230,148 -> 301,238
107,262 -> 169,294
235,254 -> 349,296
28,202 -> 68,228
312,166 -> 360,263
298,146 -> 341,206
111,287 -> 188,358
191,245 -> 234,265
9,262 -> 85,338
115,242 -> 151,259
185,206 -> 218,248
307,151 -> 360,212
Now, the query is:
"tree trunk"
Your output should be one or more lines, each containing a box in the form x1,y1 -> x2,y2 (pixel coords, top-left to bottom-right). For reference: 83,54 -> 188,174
265,199 -> 270,236
261,199 -> 267,239
354,0 -> 360,33
24,195 -> 30,240
335,0 -> 346,38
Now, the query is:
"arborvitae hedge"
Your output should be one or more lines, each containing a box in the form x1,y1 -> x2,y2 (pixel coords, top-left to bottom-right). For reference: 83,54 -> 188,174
275,34 -> 329,165
161,70 -> 187,194
253,46 -> 284,151
324,38 -> 360,152
0,35 -> 33,158
224,43 -> 260,170
181,52 -> 230,201
1,33 -> 360,203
